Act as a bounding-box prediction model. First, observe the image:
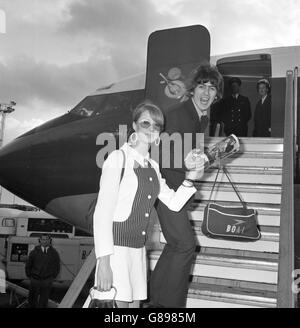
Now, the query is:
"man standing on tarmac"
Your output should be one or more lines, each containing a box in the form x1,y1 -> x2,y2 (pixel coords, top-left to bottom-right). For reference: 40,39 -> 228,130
25,234 -> 60,308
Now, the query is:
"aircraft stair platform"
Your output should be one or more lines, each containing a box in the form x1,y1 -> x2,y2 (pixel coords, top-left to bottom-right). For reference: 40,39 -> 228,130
147,137 -> 287,308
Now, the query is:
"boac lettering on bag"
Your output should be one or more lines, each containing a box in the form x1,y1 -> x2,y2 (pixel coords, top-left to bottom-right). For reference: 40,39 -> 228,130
226,219 -> 246,234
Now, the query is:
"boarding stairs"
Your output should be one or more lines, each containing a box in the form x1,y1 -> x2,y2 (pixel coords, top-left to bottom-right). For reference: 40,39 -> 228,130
148,137 -> 283,308
148,69 -> 297,308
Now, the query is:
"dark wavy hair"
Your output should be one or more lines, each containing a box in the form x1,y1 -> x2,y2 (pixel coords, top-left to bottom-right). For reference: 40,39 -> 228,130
185,63 -> 224,100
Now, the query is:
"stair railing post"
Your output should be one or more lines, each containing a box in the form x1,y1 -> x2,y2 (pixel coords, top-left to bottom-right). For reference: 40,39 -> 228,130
59,248 -> 96,308
277,70 -> 296,308
294,66 -> 299,181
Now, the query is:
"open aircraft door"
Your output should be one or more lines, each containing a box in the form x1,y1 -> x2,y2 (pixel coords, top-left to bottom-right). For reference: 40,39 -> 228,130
145,25 -> 210,113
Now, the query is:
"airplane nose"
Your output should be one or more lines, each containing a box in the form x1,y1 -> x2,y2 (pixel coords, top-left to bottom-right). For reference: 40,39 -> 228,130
0,116 -> 103,212
0,137 -> 35,205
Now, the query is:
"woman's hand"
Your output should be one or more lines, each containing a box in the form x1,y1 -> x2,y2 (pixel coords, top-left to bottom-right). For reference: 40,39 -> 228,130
185,166 -> 205,181
96,256 -> 113,291
184,149 -> 205,181
184,149 -> 205,171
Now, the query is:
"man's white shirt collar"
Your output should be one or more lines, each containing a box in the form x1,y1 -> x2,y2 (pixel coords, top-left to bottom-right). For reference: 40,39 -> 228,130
41,246 -> 49,253
261,95 -> 268,104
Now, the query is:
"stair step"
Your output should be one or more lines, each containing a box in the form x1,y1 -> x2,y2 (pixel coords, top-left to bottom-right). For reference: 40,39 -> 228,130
228,152 -> 282,159
191,201 -> 281,212
190,201 -> 281,214
219,156 -> 283,168
201,168 -> 282,185
149,251 -> 278,284
186,282 -> 277,308
199,247 -> 279,260
194,183 -> 282,204
159,228 -> 279,253
191,276 -> 277,293
188,207 -> 280,227
204,137 -> 283,153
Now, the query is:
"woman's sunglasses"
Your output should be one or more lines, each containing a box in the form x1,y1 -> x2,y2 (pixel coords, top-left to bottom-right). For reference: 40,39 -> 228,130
137,120 -> 162,131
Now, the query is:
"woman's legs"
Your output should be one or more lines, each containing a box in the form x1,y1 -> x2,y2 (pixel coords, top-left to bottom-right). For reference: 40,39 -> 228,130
116,300 -> 140,308
129,301 -> 140,308
116,301 -> 129,308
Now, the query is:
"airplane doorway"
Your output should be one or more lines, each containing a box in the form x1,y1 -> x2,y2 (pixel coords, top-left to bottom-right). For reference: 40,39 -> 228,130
216,54 -> 272,137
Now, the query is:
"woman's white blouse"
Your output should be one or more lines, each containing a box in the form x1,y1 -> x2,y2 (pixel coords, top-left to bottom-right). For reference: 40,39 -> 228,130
93,142 -> 196,258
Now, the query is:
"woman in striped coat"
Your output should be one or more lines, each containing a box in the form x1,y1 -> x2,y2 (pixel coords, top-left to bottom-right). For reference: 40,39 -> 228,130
93,101 -> 205,308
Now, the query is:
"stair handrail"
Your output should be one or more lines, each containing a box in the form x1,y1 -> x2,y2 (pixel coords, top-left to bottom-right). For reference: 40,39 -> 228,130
59,248 -> 96,308
294,66 -> 299,181
277,70 -> 296,307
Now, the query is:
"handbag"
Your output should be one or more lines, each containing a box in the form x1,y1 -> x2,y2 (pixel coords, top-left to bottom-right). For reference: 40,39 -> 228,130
88,286 -> 118,308
201,166 -> 261,242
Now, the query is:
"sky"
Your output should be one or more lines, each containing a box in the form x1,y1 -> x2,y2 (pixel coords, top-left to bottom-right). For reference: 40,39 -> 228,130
0,0 -> 300,203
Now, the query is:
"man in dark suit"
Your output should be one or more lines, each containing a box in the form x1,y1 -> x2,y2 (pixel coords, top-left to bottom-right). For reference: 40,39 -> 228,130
219,77 -> 251,137
25,234 -> 60,308
149,64 -> 223,308
253,79 -> 271,137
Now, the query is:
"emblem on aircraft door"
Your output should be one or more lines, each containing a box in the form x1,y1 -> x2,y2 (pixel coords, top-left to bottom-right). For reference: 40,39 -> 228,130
159,67 -> 186,101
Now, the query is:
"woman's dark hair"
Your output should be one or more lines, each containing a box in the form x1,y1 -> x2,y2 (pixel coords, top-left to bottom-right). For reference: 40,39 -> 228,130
186,63 -> 224,100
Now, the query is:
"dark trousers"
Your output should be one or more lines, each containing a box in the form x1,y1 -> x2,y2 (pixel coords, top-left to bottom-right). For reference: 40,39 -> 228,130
150,199 -> 196,307
28,278 -> 53,308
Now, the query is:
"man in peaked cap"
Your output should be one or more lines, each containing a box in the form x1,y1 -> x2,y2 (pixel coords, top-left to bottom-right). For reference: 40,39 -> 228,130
219,77 -> 251,137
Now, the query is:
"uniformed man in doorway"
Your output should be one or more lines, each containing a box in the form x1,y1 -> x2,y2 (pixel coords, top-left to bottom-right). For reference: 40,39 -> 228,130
219,77 -> 251,137
25,234 -> 60,308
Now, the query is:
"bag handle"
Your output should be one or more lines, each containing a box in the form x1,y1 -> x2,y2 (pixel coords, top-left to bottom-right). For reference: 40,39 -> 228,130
209,164 -> 247,209
222,166 -> 247,209
208,166 -> 221,202
119,149 -> 125,183
89,286 -> 117,301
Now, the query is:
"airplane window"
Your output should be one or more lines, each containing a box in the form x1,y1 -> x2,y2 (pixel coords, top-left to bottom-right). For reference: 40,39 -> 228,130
70,95 -> 108,117
27,218 -> 73,233
70,90 -> 144,117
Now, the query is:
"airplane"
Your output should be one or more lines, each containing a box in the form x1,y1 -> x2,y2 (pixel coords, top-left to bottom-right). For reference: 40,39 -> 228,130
0,25 -> 298,235
0,24 -> 298,308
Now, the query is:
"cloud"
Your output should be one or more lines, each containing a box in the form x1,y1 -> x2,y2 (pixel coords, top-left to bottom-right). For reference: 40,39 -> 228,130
60,0 -> 170,41
175,0 -> 300,55
6,116 -> 45,132
1,0 -> 73,28
0,54 -> 120,111
59,0 -> 179,76
1,0 -> 179,107
4,116 -> 46,145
